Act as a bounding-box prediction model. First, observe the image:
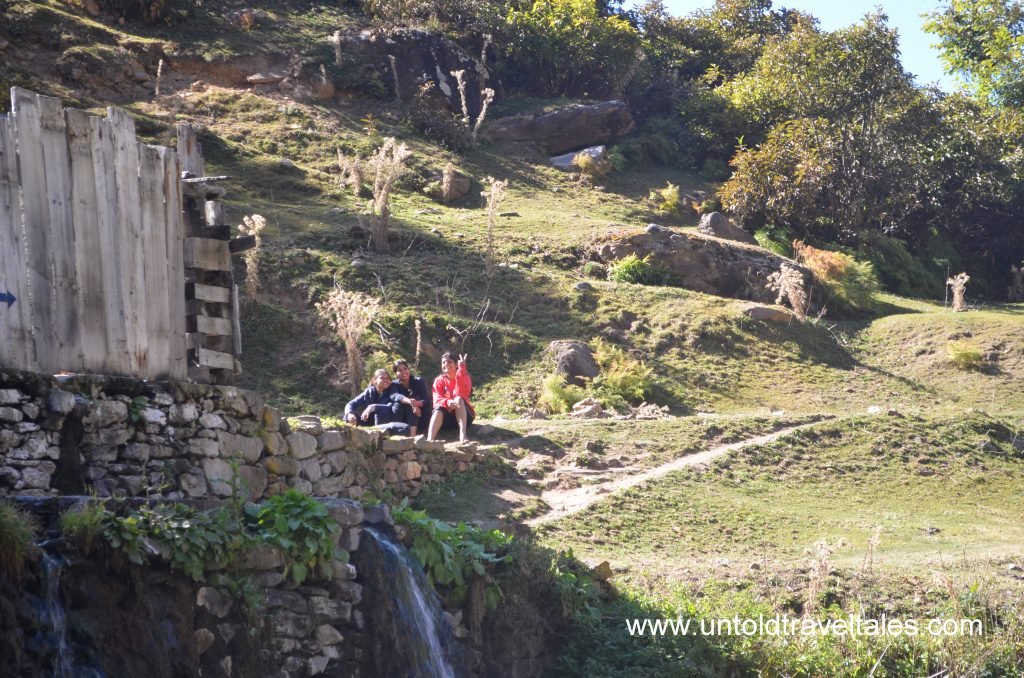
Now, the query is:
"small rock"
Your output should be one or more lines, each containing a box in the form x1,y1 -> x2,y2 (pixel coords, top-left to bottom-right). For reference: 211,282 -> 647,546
591,561 -> 613,581
247,73 -> 285,85
194,628 -> 216,655
743,306 -> 793,323
574,281 -> 594,292
1007,563 -> 1022,572
276,158 -> 297,171
866,406 -> 882,414
197,587 -> 233,618
646,223 -> 665,233
499,211 -> 520,217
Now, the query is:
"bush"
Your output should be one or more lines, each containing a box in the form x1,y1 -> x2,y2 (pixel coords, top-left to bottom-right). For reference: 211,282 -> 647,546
860,235 -> 944,298
573,152 -> 612,182
701,158 -> 731,181
753,226 -> 793,256
591,339 -> 653,409
538,373 -> 586,414
0,502 -> 38,579
607,254 -> 666,286
793,241 -> 880,316
581,261 -> 607,279
650,182 -> 682,215
948,341 -> 984,371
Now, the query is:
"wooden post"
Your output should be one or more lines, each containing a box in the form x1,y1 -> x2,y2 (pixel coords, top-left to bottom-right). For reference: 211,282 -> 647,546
0,116 -> 36,371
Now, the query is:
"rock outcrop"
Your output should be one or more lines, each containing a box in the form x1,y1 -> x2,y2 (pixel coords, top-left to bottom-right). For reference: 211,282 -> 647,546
548,341 -> 599,386
697,212 -> 757,245
486,101 -> 634,155
595,227 -> 811,303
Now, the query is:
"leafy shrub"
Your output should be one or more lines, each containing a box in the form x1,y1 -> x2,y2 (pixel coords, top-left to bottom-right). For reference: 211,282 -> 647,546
948,341 -> 984,371
860,235 -> 943,298
573,152 -> 612,182
607,254 -> 666,286
793,240 -> 880,315
392,499 -> 511,609
245,489 -> 344,585
538,373 -> 586,414
581,261 -> 607,279
701,158 -> 731,181
0,502 -> 38,579
699,195 -> 723,214
650,182 -> 682,215
606,147 -> 628,173
591,339 -> 654,409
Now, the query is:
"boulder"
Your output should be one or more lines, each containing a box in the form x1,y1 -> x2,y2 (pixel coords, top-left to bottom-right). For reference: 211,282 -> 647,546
338,29 -> 485,118
550,145 -> 605,171
697,212 -> 757,245
595,228 -> 811,303
743,306 -> 794,323
548,340 -> 599,386
571,398 -> 604,419
486,101 -> 634,155
424,168 -> 471,203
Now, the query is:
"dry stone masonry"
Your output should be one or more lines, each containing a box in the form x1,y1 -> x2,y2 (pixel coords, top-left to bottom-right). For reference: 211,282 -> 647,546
0,369 -> 500,501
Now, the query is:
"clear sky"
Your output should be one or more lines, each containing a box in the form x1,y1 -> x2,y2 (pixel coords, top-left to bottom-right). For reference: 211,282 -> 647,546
654,0 -> 957,91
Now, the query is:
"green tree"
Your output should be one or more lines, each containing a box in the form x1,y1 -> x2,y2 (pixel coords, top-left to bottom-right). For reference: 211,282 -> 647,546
925,0 -> 1024,106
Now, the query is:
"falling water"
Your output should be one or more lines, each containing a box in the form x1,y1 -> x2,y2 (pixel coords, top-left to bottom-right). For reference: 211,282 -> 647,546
40,550 -> 74,678
363,527 -> 458,678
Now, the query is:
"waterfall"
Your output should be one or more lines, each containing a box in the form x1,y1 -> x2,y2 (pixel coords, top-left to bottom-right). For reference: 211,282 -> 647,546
361,527 -> 460,678
39,550 -> 73,678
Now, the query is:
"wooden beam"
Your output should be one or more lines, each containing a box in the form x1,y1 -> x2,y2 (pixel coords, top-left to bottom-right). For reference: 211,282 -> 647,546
229,235 -> 257,253
184,237 -> 231,271
197,347 -> 235,370
196,314 -> 232,336
188,282 -> 231,303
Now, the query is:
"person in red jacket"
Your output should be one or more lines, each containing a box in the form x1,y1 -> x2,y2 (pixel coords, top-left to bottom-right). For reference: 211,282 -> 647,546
427,352 -> 475,443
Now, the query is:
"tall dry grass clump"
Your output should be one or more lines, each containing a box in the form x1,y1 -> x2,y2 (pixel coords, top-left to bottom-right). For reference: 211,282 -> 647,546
441,162 -> 457,204
317,285 -> 382,396
793,240 -> 879,315
0,502 -> 38,580
572,152 -> 611,186
766,264 -> 808,321
804,540 -> 833,617
482,176 -> 508,278
337,151 -> 364,198
238,214 -> 267,296
947,272 -> 970,311
368,137 -> 411,252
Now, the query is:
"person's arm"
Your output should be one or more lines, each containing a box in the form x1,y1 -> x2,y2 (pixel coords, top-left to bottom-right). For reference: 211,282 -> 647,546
344,387 -> 371,422
455,363 -> 472,400
432,376 -> 451,410
413,377 -> 431,410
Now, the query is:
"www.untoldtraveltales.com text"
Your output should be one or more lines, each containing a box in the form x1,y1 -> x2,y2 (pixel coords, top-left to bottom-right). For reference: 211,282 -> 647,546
625,615 -> 982,638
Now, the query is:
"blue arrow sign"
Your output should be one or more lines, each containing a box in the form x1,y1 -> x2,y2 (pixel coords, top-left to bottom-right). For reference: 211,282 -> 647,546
0,291 -> 15,308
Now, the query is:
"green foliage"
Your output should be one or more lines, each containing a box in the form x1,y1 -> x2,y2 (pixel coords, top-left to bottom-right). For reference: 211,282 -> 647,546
948,341 -> 984,371
753,226 -> 792,256
581,261 -> 607,279
607,254 -> 666,286
392,499 -> 512,609
591,338 -> 654,408
606,147 -> 628,173
0,502 -> 38,580
538,373 -> 586,414
549,549 -> 602,624
860,235 -> 943,299
504,0 -> 643,97
700,157 -> 731,181
925,0 -> 1024,107
94,0 -> 191,23
649,181 -> 682,215
60,498 -> 107,555
244,489 -> 344,585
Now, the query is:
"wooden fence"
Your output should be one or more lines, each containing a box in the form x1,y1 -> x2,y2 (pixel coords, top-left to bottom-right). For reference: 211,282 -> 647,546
0,88 -> 187,380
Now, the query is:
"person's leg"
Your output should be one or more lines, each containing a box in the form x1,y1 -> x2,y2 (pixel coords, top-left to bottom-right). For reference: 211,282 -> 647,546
452,397 -> 468,443
427,408 -> 445,441
373,405 -> 395,426
394,401 -> 418,437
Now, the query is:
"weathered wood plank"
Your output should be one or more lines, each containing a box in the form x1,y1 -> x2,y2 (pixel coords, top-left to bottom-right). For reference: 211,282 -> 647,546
176,124 -> 204,176
108,106 -> 148,376
37,94 -> 79,371
10,88 -> 54,372
184,237 -> 231,271
89,113 -> 130,375
197,347 -> 235,370
65,108 -> 107,374
0,116 -> 36,370
195,314 -> 232,336
139,144 -> 170,379
229,234 -> 257,253
231,281 -> 241,356
161,147 -> 187,380
188,282 -> 231,303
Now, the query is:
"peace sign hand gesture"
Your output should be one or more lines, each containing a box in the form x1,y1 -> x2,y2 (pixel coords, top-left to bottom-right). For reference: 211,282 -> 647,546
458,353 -> 468,368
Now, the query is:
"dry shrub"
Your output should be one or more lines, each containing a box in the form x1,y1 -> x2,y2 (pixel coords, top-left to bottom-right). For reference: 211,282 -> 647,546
337,151 -> 364,198
804,540 -> 833,617
238,214 -> 267,296
793,240 -> 879,315
368,137 -> 411,252
482,176 -> 508,278
441,162 -> 457,204
766,264 -> 808,321
572,152 -> 611,185
450,71 -> 494,145
317,286 -> 382,396
0,503 -> 38,580
947,272 -> 970,312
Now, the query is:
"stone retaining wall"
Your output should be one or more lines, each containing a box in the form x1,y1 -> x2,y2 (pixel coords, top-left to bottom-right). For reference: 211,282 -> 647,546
0,369 -> 497,501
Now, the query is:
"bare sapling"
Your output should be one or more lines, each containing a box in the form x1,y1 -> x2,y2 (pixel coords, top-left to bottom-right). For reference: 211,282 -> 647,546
947,272 -> 970,312
451,70 -> 470,126
368,137 -> 411,252
413,318 -> 423,371
331,30 -> 343,67
860,526 -> 882,574
450,70 -> 495,145
316,284 -> 381,397
237,214 -> 267,296
471,88 -> 494,145
388,55 -> 400,102
155,58 -> 164,96
482,176 -> 508,278
766,264 -> 808,321
804,540 -> 833,617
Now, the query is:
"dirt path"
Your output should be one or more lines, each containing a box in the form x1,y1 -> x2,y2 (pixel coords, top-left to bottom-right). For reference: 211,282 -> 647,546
528,420 -> 826,526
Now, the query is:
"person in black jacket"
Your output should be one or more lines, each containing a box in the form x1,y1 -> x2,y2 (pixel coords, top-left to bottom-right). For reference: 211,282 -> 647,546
344,369 -> 404,427
391,359 -> 431,437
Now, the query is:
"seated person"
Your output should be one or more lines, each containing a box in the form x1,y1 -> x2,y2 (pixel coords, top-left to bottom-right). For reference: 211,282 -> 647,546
391,359 -> 432,437
344,369 -> 404,428
427,352 -> 475,443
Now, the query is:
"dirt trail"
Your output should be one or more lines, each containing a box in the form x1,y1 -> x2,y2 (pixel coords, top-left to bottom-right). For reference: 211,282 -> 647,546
528,420 -> 826,526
